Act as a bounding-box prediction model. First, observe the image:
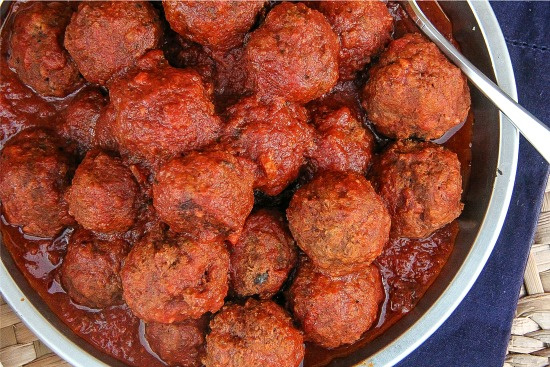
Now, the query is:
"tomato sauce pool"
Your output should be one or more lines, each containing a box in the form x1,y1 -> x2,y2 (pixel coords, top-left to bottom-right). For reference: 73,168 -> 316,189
0,1 -> 473,366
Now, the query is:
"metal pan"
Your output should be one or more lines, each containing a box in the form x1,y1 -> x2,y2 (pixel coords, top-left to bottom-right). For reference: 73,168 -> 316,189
0,1 -> 518,366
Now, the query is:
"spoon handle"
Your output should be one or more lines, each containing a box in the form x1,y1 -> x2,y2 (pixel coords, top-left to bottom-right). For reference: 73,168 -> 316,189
404,0 -> 550,163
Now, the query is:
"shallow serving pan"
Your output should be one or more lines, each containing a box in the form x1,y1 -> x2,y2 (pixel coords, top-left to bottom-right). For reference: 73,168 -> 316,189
0,1 -> 519,366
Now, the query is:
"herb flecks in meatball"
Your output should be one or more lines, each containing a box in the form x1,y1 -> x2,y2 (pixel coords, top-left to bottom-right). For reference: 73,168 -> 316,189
204,299 -> 304,367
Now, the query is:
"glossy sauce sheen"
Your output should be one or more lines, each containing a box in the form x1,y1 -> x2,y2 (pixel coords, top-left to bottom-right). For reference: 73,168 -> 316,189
0,2 -> 472,367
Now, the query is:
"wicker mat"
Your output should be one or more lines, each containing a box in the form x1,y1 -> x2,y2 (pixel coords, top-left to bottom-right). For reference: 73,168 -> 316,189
1,187 -> 550,367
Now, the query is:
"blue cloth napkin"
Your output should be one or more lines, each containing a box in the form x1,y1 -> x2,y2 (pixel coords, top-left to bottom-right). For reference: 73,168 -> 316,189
396,2 -> 550,366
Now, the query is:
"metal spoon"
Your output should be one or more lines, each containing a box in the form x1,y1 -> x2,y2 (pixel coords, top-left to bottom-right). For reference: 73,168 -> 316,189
403,0 -> 550,162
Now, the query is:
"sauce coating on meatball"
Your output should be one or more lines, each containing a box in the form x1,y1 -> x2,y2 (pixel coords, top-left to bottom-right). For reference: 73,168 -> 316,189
229,209 -> 297,298
316,0 -> 393,80
222,95 -> 314,195
65,150 -> 139,234
163,1 -> 265,51
374,140 -> 464,238
8,1 -> 82,97
153,150 -> 254,244
307,106 -> 374,174
121,231 -> 230,323
245,2 -> 340,104
60,229 -> 129,309
0,128 -> 75,237
289,260 -> 384,349
108,51 -> 223,165
145,317 -> 208,367
204,299 -> 304,367
287,171 -> 390,276
64,1 -> 162,85
362,33 -> 471,139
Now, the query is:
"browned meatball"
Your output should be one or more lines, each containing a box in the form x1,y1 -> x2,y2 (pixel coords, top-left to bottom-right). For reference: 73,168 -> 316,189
0,129 -> 75,237
59,229 -> 129,309
229,210 -> 297,298
374,140 -> 463,238
308,106 -> 374,174
362,33 -> 471,139
204,299 -> 304,367
109,51 -> 222,165
8,2 -> 82,97
289,260 -> 384,349
121,231 -> 230,323
146,317 -> 208,367
223,96 -> 314,195
59,87 -> 107,153
153,151 -> 254,244
65,150 -> 138,234
287,171 -> 390,276
64,1 -> 162,85
316,0 -> 393,80
245,2 -> 340,104
163,1 -> 265,51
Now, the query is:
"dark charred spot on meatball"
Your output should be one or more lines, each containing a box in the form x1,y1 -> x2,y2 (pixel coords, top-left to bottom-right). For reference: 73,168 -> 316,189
121,230 -> 229,323
245,2 -> 340,104
229,209 -> 297,298
145,316 -> 208,367
204,299 -> 304,367
163,0 -> 265,52
59,229 -> 129,309
287,171 -> 390,276
64,1 -> 162,85
373,140 -> 463,238
288,259 -> 384,349
362,33 -> 471,140
65,150 -> 139,234
222,95 -> 314,196
8,2 -> 83,97
0,128 -> 75,238
153,150 -> 255,244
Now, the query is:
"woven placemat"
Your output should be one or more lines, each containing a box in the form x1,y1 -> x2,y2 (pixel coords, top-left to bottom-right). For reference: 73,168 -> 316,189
1,188 -> 549,367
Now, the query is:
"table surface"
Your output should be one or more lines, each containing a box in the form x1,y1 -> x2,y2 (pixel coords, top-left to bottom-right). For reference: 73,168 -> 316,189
1,1 -> 549,367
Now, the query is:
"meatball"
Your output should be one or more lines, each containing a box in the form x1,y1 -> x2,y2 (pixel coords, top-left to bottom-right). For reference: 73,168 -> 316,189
204,299 -> 304,367
64,1 -> 162,85
223,96 -> 314,195
362,33 -> 471,139
308,106 -> 374,174
59,229 -> 129,309
59,87 -> 107,153
229,210 -> 297,298
374,140 -> 463,238
287,171 -> 390,276
121,231 -> 230,323
316,0 -> 393,80
146,317 -> 208,367
8,2 -> 82,97
245,2 -> 340,104
153,151 -> 254,244
163,1 -> 265,51
0,129 -> 75,237
289,260 -> 384,349
65,150 -> 138,234
109,51 -> 222,165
